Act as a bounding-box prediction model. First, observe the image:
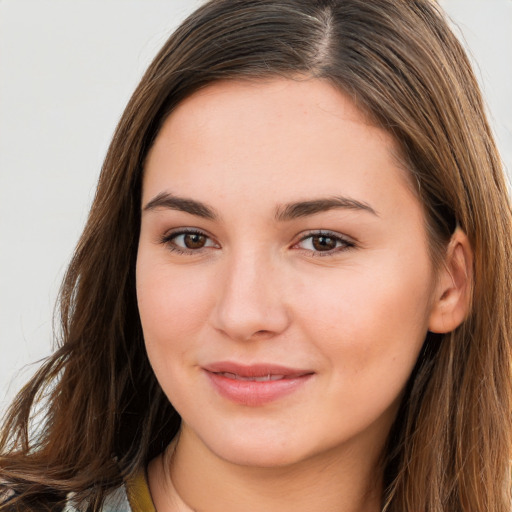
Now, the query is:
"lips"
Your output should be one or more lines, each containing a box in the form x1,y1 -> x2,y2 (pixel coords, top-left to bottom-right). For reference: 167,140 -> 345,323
216,372 -> 287,382
203,362 -> 314,406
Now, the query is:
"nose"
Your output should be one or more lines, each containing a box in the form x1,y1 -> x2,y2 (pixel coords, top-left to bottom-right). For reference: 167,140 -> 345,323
211,251 -> 291,342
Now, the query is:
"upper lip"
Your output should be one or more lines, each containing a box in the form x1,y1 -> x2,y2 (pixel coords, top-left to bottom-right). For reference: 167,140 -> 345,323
203,361 -> 314,379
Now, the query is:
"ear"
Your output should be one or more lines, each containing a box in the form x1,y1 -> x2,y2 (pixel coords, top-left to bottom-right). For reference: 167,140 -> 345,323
428,228 -> 473,334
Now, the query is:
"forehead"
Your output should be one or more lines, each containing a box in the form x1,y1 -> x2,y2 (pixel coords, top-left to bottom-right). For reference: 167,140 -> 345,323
143,78 -> 414,215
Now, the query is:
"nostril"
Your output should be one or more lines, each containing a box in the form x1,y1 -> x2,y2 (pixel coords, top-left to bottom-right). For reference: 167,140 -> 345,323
254,330 -> 272,336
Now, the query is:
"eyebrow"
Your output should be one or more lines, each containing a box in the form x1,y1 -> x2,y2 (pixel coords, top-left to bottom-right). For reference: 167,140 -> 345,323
143,192 -> 378,221
143,192 -> 218,220
275,196 -> 378,221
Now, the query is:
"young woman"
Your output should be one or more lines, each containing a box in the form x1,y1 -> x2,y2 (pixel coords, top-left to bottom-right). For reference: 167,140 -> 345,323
1,1 -> 511,511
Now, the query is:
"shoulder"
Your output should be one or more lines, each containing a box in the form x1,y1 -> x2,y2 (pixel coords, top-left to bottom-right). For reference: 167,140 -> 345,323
62,485 -> 131,512
124,468 -> 157,512
1,469 -> 153,512
64,469 -> 154,512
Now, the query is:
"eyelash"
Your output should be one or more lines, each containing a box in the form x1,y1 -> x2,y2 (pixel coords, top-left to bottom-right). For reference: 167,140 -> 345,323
293,230 -> 355,257
159,228 -> 219,255
159,229 -> 355,256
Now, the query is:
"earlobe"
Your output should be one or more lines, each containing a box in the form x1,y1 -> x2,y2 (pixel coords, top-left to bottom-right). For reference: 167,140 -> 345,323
428,228 -> 473,334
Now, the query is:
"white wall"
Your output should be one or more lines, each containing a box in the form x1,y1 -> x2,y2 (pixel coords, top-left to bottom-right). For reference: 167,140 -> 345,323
1,0 -> 511,413
442,0 -> 512,178
0,0 -> 202,411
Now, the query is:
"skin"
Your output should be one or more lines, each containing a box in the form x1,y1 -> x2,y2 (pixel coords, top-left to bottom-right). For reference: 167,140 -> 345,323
136,78 -> 471,512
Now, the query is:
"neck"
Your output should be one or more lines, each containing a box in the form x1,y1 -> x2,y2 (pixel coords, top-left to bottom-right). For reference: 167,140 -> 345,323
148,427 -> 385,512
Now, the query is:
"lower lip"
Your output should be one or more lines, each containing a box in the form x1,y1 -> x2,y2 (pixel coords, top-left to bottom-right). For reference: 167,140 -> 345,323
205,371 -> 313,406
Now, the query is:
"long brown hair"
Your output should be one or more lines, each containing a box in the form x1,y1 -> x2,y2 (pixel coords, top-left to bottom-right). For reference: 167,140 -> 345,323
1,1 -> 511,510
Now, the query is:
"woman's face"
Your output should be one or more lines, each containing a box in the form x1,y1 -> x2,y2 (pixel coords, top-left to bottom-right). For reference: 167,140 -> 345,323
136,78 -> 437,468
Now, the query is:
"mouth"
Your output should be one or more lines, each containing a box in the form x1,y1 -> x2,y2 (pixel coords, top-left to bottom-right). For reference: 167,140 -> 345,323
214,372 -> 290,382
202,362 -> 314,406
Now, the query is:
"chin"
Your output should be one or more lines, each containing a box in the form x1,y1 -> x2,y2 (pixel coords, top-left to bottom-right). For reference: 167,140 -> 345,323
193,424 -> 323,469
217,442 -> 307,468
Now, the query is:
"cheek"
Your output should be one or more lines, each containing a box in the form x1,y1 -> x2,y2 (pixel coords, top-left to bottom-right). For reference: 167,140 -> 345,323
135,254 -> 214,368
136,258 -> 216,414
295,252 -> 434,380
298,264 -> 433,434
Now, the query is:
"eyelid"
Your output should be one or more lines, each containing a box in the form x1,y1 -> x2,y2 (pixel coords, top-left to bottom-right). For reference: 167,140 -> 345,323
158,227 -> 355,256
292,230 -> 356,255
159,227 -> 220,254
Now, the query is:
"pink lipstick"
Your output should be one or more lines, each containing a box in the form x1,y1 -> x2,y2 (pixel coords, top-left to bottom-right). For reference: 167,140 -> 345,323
203,362 -> 314,406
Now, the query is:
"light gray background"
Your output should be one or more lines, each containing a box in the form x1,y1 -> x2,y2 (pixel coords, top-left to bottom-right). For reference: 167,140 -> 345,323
1,0 -> 511,413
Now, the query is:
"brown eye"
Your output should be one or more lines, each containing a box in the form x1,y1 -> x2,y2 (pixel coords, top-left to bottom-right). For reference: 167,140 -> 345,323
183,233 -> 207,249
311,235 -> 338,251
295,232 -> 353,255
163,230 -> 217,253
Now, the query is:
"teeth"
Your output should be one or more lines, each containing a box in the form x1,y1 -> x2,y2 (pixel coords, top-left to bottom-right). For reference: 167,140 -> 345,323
218,372 -> 285,382
253,374 -> 285,382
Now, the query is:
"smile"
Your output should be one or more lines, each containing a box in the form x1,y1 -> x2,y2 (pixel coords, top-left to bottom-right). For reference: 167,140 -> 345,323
215,372 -> 287,382
203,362 -> 314,406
